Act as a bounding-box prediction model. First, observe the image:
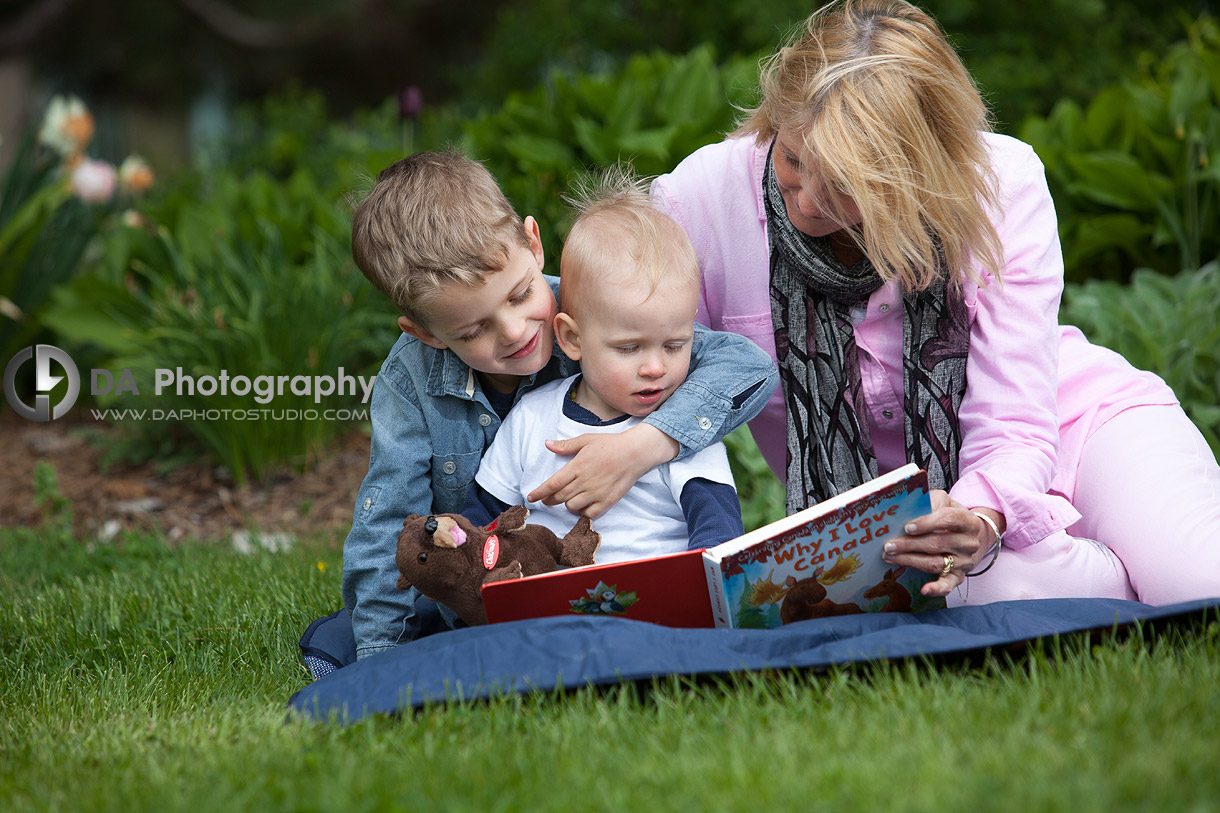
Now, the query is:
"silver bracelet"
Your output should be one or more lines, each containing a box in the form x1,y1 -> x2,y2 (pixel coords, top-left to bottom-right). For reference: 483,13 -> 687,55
966,511 -> 1003,577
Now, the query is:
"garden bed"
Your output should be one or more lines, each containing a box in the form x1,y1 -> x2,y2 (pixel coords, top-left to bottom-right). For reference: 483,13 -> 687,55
0,411 -> 367,543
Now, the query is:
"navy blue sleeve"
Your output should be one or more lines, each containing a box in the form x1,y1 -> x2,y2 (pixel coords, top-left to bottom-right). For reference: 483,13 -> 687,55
461,482 -> 512,528
679,478 -> 745,550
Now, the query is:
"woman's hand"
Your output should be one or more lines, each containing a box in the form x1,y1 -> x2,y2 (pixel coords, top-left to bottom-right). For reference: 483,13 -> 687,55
881,489 -> 1004,597
526,423 -> 680,519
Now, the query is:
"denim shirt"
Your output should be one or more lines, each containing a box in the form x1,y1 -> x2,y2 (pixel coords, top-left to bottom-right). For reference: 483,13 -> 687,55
341,278 -> 779,658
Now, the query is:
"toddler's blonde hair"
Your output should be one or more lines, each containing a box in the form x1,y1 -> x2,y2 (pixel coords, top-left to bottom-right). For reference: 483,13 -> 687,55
559,165 -> 700,317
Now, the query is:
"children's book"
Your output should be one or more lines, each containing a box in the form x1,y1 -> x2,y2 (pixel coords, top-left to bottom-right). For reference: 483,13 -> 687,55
481,464 -> 941,628
702,463 -> 943,629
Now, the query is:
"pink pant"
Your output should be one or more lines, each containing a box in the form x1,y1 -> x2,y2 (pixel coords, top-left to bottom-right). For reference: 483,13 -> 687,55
949,405 -> 1220,607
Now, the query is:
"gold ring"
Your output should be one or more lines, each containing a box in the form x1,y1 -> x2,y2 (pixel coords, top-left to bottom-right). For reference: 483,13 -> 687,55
940,553 -> 954,577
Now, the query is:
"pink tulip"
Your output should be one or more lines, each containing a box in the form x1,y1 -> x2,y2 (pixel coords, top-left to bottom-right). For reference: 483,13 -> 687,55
71,159 -> 117,203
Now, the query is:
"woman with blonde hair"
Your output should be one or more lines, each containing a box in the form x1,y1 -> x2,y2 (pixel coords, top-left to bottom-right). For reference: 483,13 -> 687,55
653,0 -> 1220,605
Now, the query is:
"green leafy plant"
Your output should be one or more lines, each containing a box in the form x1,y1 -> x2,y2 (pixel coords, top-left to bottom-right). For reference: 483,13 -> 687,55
1060,261 -> 1220,456
724,427 -> 785,533
935,0 -> 1191,129
0,146 -> 96,367
462,45 -> 761,261
204,85 -> 462,203
31,461 -> 73,539
458,0 -> 806,109
1020,15 -> 1220,282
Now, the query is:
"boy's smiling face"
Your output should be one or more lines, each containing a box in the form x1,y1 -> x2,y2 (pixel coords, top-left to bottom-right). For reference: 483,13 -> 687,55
399,218 -> 556,393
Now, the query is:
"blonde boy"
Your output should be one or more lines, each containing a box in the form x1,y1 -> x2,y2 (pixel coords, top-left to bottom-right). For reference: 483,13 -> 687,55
467,169 -> 745,561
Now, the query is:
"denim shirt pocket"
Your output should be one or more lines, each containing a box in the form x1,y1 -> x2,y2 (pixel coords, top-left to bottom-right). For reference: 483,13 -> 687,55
431,449 -> 482,513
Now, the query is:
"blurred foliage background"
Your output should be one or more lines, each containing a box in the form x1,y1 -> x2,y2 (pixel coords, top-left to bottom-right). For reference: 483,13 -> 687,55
1,0 -> 1217,502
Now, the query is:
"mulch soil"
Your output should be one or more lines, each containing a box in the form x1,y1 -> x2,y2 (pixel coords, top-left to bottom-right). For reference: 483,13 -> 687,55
1,410 -> 369,544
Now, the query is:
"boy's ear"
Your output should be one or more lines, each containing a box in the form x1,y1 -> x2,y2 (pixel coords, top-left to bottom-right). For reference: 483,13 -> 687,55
553,312 -> 582,361
398,315 -> 448,350
523,216 -> 545,271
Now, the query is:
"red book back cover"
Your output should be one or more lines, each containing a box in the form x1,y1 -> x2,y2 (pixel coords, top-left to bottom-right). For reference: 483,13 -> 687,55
481,549 -> 714,628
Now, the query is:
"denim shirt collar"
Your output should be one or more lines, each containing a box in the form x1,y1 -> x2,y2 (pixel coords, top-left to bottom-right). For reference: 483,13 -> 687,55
426,346 -> 479,400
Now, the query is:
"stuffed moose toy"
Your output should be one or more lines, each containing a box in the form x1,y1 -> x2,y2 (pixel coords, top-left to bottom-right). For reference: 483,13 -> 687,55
395,505 -> 601,626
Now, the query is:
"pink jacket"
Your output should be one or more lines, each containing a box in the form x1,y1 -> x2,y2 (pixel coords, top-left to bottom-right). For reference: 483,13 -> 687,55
652,133 -> 1177,550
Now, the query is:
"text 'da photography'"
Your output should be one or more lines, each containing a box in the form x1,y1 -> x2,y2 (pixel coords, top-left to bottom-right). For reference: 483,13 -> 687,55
3,343 -> 373,424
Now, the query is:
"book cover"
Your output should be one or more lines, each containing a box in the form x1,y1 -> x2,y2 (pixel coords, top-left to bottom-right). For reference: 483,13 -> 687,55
702,463 -> 944,629
481,548 -> 715,628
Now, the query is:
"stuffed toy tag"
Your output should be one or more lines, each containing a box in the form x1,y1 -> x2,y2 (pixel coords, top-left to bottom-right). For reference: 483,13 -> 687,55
482,534 -> 500,569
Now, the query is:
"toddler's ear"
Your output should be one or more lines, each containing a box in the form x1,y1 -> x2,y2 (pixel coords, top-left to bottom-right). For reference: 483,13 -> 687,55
398,315 -> 448,350
553,312 -> 582,360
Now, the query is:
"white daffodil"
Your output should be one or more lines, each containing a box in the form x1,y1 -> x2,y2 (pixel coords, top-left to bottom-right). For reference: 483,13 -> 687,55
37,95 -> 95,159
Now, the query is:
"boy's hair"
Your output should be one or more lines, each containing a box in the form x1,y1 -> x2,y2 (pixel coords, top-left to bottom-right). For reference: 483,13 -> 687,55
736,0 -> 1003,290
559,165 -> 699,317
350,149 -> 530,323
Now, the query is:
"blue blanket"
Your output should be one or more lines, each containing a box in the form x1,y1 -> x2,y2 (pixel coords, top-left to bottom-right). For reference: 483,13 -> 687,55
289,597 -> 1219,722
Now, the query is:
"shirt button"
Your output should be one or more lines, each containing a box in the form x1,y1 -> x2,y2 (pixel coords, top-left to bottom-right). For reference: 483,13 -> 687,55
879,303 -> 890,313
697,416 -> 712,430
882,409 -> 894,419
362,497 -> 372,511
442,460 -> 457,475
479,413 -> 492,426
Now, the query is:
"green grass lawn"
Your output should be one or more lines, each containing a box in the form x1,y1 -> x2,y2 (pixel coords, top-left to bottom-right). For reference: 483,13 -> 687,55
2,522 -> 1218,813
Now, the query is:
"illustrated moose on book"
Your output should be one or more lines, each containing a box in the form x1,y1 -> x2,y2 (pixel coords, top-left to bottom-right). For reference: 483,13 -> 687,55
779,568 -> 863,623
773,564 -> 912,623
861,566 -> 913,613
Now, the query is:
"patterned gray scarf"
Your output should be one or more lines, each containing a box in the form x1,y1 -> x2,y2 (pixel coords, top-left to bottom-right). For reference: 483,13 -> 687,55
763,144 -> 969,513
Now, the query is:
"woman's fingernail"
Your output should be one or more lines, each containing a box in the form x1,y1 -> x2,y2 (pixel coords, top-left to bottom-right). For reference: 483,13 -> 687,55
905,523 -> 917,534
884,542 -> 896,554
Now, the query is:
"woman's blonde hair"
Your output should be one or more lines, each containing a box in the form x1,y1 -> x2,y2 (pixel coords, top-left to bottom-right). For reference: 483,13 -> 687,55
737,0 -> 1003,289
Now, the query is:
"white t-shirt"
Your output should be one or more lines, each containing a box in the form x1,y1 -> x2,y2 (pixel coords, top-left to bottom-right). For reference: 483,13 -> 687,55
475,375 -> 736,564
